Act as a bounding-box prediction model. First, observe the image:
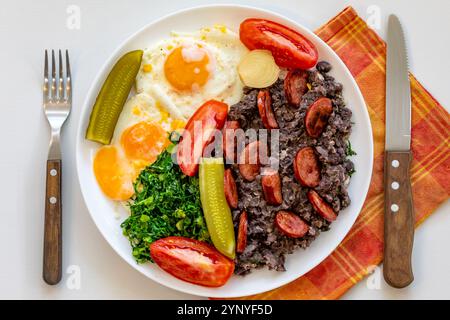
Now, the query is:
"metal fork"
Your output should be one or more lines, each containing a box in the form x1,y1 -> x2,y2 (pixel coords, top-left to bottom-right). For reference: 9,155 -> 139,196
43,50 -> 71,285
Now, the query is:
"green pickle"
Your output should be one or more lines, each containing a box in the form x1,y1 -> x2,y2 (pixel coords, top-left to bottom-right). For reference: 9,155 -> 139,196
199,158 -> 236,259
86,50 -> 143,144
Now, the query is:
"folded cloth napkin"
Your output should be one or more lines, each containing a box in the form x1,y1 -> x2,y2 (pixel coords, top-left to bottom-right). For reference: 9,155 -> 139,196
229,6 -> 450,300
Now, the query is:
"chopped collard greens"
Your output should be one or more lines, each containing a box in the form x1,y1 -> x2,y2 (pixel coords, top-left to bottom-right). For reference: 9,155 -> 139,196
121,146 -> 209,263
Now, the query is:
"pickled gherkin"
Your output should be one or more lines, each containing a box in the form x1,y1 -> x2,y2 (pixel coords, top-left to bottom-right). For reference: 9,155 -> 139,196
199,158 -> 236,259
86,50 -> 143,144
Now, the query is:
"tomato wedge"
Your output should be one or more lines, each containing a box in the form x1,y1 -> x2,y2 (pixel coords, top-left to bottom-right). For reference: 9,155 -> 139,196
236,211 -> 248,253
150,237 -> 235,288
240,19 -> 318,70
177,100 -> 228,176
307,190 -> 337,222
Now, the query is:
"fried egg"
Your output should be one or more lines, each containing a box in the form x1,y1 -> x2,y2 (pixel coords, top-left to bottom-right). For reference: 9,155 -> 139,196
136,25 -> 248,119
93,25 -> 246,201
93,93 -> 185,201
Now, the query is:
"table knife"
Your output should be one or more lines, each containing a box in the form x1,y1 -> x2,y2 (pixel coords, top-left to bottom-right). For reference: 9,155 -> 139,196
383,14 -> 414,288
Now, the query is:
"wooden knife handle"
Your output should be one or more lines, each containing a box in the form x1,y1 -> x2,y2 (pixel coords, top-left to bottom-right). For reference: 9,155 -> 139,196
383,151 -> 414,288
43,159 -> 62,285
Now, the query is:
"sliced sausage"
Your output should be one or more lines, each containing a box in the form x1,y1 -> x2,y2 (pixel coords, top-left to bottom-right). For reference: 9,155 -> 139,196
238,141 -> 261,181
275,211 -> 309,238
307,190 -> 337,222
261,170 -> 283,205
305,97 -> 333,138
236,211 -> 248,253
223,169 -> 238,209
257,90 -> 278,129
294,147 -> 321,187
284,69 -> 309,107
222,120 -> 240,163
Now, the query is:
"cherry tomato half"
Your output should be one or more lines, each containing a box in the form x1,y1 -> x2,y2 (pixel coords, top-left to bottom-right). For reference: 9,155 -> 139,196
240,19 -> 318,69
150,237 -> 235,288
177,100 -> 228,176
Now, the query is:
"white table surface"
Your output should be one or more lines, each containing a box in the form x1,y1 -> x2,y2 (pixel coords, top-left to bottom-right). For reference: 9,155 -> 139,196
0,0 -> 448,300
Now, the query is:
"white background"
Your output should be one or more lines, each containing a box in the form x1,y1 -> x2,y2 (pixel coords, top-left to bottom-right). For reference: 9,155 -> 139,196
0,0 -> 448,300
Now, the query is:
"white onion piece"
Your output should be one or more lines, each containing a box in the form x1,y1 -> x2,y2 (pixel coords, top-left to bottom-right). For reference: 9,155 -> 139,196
238,50 -> 280,88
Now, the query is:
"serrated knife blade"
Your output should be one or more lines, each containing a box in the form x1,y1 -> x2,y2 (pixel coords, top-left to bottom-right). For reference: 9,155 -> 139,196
383,14 -> 415,289
386,15 -> 411,151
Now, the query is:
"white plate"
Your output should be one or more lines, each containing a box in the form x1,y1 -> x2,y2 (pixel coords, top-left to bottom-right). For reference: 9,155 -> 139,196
76,4 -> 373,298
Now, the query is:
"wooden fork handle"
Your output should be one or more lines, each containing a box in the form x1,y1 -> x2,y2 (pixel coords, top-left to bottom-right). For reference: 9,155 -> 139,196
383,151 -> 414,288
43,159 -> 62,285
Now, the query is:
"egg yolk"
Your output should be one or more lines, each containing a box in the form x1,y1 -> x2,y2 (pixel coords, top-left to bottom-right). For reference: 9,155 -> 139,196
121,121 -> 169,165
171,119 -> 186,131
164,46 -> 210,91
93,146 -> 134,201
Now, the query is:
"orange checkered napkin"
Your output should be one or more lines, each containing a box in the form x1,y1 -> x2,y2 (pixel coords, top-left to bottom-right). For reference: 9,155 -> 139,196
230,6 -> 450,300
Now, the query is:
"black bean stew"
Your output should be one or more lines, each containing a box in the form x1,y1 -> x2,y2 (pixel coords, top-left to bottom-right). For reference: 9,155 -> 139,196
227,61 -> 355,275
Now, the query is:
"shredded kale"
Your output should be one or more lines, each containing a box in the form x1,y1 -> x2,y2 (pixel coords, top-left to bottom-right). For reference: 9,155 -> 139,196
345,141 -> 357,177
346,141 -> 357,157
120,147 -> 209,263
348,168 -> 356,177
168,130 -> 182,144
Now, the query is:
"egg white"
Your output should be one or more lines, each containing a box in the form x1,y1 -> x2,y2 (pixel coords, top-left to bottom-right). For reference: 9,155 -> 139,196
111,92 -> 172,145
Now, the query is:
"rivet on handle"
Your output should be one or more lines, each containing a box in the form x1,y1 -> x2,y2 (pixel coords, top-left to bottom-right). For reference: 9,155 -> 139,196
391,160 -> 400,168
391,204 -> 399,213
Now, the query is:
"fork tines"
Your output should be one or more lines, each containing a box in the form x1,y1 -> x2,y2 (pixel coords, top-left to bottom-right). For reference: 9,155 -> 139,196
43,50 -> 71,103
